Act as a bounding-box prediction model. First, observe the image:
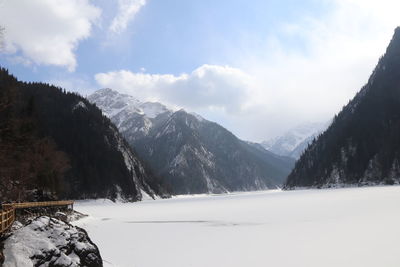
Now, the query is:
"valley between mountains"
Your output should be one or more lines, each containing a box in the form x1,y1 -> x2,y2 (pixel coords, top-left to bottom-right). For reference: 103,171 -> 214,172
2,6 -> 400,266
89,88 -> 295,195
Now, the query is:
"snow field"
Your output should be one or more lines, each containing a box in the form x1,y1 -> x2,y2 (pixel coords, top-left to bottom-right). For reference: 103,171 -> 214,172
74,186 -> 400,267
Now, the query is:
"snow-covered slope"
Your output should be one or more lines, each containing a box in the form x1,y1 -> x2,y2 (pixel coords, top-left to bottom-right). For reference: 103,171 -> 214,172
90,88 -> 171,127
89,88 -> 172,141
262,122 -> 329,159
89,89 -> 294,195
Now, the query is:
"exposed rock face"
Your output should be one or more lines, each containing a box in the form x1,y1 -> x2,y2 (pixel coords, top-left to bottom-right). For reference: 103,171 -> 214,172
3,216 -> 102,267
89,89 -> 295,195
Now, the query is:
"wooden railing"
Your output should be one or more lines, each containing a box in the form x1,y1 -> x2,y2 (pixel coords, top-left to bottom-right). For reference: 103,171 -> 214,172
3,200 -> 74,210
0,200 -> 74,235
0,207 -> 15,235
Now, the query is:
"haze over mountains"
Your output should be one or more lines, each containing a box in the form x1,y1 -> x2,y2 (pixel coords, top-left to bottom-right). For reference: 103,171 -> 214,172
262,122 -> 329,159
286,27 -> 400,188
89,89 -> 295,194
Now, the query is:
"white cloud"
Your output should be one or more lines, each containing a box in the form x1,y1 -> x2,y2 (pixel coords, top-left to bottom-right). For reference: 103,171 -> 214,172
109,0 -> 146,34
95,64 -> 252,113
228,0 -> 400,140
0,0 -> 100,71
101,0 -> 400,142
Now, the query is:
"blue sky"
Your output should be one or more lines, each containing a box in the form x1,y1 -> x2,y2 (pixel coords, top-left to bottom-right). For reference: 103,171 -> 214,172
3,0 -> 330,79
0,0 -> 399,141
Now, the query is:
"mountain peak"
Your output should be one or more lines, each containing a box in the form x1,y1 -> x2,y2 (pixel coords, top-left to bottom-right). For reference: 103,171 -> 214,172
90,89 -> 295,194
262,121 -> 328,159
88,88 -> 171,120
390,26 -> 400,46
383,27 -> 400,65
92,88 -> 121,97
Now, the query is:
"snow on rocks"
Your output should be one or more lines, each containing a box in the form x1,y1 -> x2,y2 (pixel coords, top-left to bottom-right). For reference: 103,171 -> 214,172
88,88 -> 171,122
3,216 -> 102,267
72,101 -> 87,112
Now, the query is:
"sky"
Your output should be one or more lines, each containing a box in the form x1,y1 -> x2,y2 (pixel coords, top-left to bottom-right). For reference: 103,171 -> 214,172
1,0 -> 400,142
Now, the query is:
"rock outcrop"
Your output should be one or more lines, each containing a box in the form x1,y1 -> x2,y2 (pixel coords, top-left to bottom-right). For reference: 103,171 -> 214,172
3,216 -> 102,267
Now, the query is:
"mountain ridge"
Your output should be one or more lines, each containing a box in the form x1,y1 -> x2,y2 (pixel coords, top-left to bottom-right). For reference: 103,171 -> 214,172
89,89 -> 295,194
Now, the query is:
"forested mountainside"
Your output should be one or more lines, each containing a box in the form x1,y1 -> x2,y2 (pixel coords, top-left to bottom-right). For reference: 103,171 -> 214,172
89,89 -> 295,195
285,28 -> 400,188
0,68 -> 165,201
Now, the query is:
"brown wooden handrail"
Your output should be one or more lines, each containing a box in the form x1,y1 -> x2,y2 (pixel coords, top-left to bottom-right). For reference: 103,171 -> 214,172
3,200 -> 74,210
0,200 -> 74,235
0,207 -> 15,235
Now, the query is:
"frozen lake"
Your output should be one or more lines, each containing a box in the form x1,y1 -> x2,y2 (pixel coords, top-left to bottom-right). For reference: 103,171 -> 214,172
74,186 -> 400,267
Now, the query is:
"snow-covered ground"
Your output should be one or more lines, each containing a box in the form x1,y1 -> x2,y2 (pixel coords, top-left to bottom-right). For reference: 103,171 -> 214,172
74,186 -> 400,267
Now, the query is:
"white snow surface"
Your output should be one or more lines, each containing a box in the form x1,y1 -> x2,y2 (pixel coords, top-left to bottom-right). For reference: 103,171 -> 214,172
73,186 -> 400,267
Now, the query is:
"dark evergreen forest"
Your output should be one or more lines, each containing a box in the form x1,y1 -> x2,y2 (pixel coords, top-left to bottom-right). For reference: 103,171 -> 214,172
285,28 -> 400,188
0,68 -> 163,201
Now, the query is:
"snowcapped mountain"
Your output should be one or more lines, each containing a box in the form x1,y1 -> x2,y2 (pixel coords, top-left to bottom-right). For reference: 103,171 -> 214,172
90,88 -> 171,133
262,122 -> 329,159
89,88 -> 295,195
90,88 -> 171,119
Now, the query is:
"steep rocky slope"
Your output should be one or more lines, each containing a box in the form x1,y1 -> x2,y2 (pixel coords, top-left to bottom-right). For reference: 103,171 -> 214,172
89,89 -> 295,194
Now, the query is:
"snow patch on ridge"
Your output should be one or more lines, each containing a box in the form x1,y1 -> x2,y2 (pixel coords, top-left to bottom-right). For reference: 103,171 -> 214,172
88,88 -> 171,122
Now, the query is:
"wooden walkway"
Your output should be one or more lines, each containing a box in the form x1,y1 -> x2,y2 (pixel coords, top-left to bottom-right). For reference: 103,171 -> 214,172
0,200 -> 74,235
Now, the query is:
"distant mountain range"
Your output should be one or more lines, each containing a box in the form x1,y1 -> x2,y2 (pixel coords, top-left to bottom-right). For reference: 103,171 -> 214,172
262,122 -> 329,159
285,27 -> 400,188
89,89 -> 295,194
0,68 -> 164,202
